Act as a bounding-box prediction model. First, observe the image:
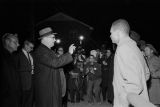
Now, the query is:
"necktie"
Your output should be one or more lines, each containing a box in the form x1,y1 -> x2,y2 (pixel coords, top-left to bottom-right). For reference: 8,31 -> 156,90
27,52 -> 31,65
27,52 -> 34,74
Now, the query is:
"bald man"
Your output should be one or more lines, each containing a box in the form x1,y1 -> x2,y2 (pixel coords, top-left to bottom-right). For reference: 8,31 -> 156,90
109,19 -> 151,107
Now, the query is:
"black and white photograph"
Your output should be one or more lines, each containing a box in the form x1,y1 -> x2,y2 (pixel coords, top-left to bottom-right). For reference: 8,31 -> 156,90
0,0 -> 160,107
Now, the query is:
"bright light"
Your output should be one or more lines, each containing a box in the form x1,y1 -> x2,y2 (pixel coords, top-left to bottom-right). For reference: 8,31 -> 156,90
79,35 -> 84,40
56,39 -> 61,44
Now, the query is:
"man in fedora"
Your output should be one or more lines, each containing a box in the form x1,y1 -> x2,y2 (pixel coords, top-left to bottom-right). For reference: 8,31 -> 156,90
33,27 -> 76,107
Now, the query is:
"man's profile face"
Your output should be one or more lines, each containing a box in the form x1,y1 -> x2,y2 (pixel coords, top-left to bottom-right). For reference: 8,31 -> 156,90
8,37 -> 19,51
110,27 -> 119,44
106,50 -> 111,57
89,56 -> 95,63
25,43 -> 34,53
57,47 -> 64,55
46,34 -> 56,47
144,47 -> 153,57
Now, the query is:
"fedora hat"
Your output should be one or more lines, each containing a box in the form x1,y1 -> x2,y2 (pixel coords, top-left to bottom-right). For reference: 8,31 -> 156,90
38,27 -> 57,39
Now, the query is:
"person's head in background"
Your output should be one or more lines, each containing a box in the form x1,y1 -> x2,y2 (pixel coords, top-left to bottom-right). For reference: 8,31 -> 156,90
23,40 -> 34,53
129,30 -> 140,44
57,47 -> 64,56
106,49 -> 112,58
144,44 -> 158,58
138,40 -> 146,51
2,33 -> 20,53
89,55 -> 96,64
110,19 -> 130,44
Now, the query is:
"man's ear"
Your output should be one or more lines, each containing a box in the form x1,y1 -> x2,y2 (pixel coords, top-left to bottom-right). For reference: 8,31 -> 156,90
151,49 -> 154,54
116,30 -> 121,38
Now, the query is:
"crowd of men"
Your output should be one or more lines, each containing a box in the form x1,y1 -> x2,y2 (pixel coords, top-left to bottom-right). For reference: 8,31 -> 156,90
1,19 -> 160,107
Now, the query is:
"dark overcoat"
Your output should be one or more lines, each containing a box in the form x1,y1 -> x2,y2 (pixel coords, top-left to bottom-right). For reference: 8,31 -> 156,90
0,48 -> 21,107
15,50 -> 33,90
33,44 -> 73,107
106,54 -> 114,102
100,55 -> 110,87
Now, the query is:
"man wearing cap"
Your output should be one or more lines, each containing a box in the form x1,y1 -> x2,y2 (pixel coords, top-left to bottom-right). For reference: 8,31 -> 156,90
33,27 -> 76,107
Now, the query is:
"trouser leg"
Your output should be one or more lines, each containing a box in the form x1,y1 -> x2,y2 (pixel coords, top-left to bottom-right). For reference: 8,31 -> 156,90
93,79 -> 102,103
87,80 -> 94,103
22,89 -> 33,107
102,86 -> 107,101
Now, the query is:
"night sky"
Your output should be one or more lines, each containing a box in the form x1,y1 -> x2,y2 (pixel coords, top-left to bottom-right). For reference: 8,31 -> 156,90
0,0 -> 159,54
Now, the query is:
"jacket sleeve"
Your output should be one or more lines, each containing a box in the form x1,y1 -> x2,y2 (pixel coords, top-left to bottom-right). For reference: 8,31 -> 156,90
117,45 -> 144,95
150,57 -> 160,78
127,93 -> 156,107
36,52 -> 73,69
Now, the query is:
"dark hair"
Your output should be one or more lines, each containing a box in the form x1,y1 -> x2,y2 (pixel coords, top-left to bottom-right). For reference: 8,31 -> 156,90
129,30 -> 140,43
23,39 -> 34,48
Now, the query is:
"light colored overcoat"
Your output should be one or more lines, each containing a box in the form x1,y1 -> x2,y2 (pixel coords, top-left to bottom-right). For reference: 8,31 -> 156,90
113,37 -> 150,107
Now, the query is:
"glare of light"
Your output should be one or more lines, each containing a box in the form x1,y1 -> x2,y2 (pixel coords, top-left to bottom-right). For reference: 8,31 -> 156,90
79,35 -> 84,41
56,39 -> 61,44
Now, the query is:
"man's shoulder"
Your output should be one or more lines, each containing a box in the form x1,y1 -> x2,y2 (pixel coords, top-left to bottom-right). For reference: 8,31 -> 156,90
16,49 -> 24,55
150,55 -> 160,63
34,45 -> 46,54
118,42 -> 136,52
